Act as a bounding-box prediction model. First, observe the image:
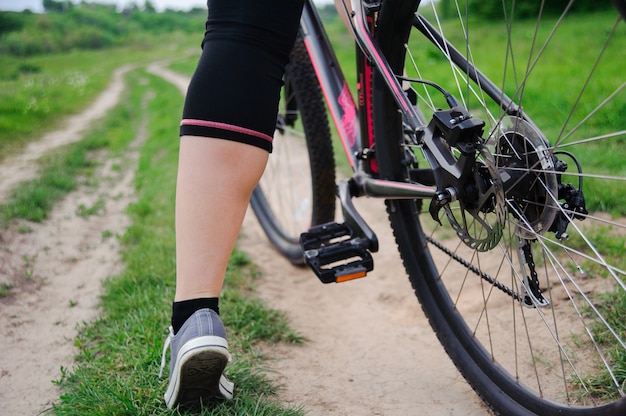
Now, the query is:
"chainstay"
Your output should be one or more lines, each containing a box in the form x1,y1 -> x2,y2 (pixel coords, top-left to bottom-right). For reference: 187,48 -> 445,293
425,235 -> 521,301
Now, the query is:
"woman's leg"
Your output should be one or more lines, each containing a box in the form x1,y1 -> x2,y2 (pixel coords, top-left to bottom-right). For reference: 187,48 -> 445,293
174,137 -> 268,302
161,0 -> 305,409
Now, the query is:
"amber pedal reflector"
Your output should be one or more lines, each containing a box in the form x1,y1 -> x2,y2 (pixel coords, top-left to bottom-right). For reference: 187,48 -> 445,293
336,270 -> 367,283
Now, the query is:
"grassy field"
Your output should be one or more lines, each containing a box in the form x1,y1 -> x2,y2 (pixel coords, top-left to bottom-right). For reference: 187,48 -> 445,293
403,10 -> 626,215
1,6 -> 624,413
48,70 -> 305,415
0,32 -> 195,161
0,35 -> 305,415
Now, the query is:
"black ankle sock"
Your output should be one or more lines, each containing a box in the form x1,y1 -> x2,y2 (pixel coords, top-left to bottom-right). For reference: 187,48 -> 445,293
171,297 -> 219,334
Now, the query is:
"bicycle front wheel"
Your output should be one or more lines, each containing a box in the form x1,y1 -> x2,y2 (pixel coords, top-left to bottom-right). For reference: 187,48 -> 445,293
374,0 -> 626,414
250,34 -> 336,265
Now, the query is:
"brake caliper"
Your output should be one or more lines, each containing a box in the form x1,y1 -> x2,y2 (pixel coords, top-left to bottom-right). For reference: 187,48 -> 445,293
549,158 -> 589,240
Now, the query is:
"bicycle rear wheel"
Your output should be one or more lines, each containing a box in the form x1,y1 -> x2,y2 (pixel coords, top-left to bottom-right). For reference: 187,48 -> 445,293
374,0 -> 626,414
250,34 -> 336,265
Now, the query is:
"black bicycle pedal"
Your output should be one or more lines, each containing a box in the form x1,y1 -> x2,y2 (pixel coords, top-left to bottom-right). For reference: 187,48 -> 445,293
300,222 -> 374,284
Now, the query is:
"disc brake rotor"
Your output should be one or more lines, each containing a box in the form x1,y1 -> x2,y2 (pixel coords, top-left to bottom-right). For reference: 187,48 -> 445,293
493,116 -> 559,239
443,144 -> 506,252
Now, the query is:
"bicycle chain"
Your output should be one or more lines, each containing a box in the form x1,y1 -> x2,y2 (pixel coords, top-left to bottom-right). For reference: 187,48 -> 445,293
425,235 -> 522,301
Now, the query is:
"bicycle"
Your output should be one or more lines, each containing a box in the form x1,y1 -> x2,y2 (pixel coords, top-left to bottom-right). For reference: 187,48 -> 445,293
250,1 -> 626,414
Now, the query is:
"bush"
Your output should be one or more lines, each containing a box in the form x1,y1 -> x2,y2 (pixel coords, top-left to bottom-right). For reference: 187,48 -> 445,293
0,12 -> 25,35
440,0 -> 615,20
0,1 -> 205,57
0,32 -> 46,56
66,27 -> 117,49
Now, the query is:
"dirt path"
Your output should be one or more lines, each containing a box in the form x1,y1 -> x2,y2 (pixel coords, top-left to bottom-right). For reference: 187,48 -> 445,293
0,67 -> 147,415
0,65 -> 134,204
0,63 -> 488,415
240,198 -> 486,416
146,64 -> 488,415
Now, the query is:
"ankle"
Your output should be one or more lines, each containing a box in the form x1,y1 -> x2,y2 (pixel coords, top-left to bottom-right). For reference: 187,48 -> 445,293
171,298 -> 219,334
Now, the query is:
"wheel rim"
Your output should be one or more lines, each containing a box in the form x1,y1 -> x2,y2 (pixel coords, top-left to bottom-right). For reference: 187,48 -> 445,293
257,110 -> 314,243
251,37 -> 335,261
397,2 -> 626,410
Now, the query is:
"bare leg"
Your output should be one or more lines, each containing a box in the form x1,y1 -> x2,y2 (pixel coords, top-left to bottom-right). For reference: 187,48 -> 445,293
174,136 -> 268,301
162,0 -> 305,408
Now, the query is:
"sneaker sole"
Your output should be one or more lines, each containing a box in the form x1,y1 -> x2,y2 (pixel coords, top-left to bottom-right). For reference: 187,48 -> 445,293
164,335 -> 233,409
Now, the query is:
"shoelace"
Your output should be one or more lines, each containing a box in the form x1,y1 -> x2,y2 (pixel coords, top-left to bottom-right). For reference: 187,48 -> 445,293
158,326 -> 174,378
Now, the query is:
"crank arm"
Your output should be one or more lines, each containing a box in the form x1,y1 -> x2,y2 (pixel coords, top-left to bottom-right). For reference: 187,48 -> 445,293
337,179 -> 379,253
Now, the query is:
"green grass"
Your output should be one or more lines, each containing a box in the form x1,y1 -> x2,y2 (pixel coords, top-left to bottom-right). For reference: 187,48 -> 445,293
0,281 -> 14,297
0,67 -> 144,226
409,11 -> 626,398
0,28 -> 306,416
47,69 -> 304,415
402,11 -> 626,398
565,223 -> 626,400
404,11 -> 626,214
0,33 -> 195,162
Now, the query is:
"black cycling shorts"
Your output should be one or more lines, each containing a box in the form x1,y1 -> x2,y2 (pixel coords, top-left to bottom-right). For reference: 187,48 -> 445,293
180,0 -> 305,152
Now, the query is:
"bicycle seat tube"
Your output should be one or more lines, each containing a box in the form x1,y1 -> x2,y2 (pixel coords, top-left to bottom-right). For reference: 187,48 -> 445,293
300,0 -> 364,171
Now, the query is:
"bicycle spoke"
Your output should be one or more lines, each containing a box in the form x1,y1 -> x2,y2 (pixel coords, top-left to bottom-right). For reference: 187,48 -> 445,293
555,17 -> 623,147
376,0 -> 626,411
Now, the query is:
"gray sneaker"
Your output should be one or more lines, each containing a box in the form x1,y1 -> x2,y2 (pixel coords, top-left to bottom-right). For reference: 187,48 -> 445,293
159,308 -> 234,408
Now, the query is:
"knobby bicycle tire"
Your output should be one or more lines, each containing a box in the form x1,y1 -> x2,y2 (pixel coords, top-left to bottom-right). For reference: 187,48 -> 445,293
374,0 -> 626,414
250,33 -> 336,265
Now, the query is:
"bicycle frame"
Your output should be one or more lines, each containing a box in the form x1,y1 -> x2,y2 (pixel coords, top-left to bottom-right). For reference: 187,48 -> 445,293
284,3 -> 626,412
299,0 -> 473,203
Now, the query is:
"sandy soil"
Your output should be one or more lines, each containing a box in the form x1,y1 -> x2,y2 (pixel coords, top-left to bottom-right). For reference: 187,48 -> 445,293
0,66 -> 146,415
240,197 -> 487,416
0,63 -> 488,415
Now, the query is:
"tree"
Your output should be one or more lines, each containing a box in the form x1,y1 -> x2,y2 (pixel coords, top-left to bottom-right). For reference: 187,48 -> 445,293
144,0 -> 156,13
438,0 -> 613,20
121,3 -> 140,17
0,12 -> 25,35
43,0 -> 73,13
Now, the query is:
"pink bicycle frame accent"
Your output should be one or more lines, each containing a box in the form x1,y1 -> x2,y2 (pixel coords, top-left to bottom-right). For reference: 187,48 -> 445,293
300,1 -> 363,171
